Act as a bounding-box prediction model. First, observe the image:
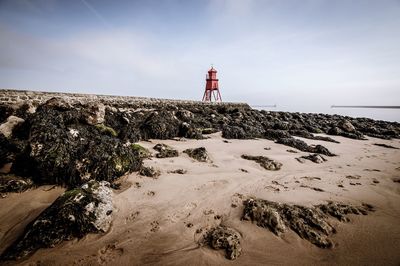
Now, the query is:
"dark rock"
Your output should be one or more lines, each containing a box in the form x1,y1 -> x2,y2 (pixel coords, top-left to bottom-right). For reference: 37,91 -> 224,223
168,169 -> 187,174
139,166 -> 160,178
241,155 -> 282,170
373,143 -> 399,149
299,154 -> 327,163
275,138 -> 310,152
264,129 -> 291,141
203,225 -> 242,260
183,147 -> 210,162
201,128 -> 218,135
317,201 -> 374,222
153,143 -> 179,158
222,125 -> 246,139
11,101 -> 143,186
0,174 -> 33,193
276,138 -> 335,156
131,144 -> 151,159
242,198 -> 374,248
0,180 -> 113,260
310,145 -> 336,156
0,133 -> 16,167
140,111 -> 180,140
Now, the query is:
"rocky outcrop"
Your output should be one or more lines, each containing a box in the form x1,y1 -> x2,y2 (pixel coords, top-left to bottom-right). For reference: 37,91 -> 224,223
241,155 -> 282,170
10,99 -> 143,186
153,143 -> 179,158
0,180 -> 113,260
242,198 -> 374,248
203,225 -> 242,260
183,147 -> 210,162
0,92 -> 399,188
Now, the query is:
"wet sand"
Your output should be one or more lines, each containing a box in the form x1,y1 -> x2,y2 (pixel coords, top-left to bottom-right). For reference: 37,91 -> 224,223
1,133 -> 399,265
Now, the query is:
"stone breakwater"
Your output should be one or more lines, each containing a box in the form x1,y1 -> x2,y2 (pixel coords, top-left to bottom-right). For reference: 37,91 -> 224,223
0,89 -> 249,109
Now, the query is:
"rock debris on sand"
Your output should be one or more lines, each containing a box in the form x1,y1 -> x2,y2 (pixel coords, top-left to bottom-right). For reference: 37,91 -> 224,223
242,198 -> 374,248
139,166 -> 161,178
298,154 -> 327,164
373,143 -> 399,149
241,155 -> 282,171
202,225 -> 242,260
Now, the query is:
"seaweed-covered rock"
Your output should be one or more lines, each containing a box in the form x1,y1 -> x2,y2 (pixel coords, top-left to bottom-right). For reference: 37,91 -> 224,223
310,145 -> 335,156
0,133 -> 16,167
299,154 -> 327,163
168,169 -> 187,174
275,137 -> 310,152
373,143 -> 399,149
317,201 -> 374,222
242,198 -> 373,248
276,137 -> 335,156
264,129 -> 292,140
139,166 -> 161,178
222,125 -> 246,139
153,143 -> 179,158
132,144 -> 151,159
0,180 -> 113,260
0,174 -> 33,193
183,147 -> 210,162
204,225 -> 242,260
11,100 -> 142,186
140,111 -> 180,139
241,155 -> 282,170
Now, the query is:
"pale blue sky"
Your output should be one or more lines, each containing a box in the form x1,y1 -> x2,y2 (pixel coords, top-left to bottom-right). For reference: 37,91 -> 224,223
0,0 -> 399,120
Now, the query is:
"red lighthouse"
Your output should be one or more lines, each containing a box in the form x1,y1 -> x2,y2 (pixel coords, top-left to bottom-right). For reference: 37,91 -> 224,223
202,66 -> 222,102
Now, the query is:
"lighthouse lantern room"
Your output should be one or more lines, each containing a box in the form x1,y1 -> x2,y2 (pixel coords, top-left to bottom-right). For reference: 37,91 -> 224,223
202,66 -> 222,102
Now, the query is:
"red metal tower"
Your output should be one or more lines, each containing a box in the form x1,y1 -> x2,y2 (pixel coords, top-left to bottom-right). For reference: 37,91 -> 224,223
202,66 -> 222,102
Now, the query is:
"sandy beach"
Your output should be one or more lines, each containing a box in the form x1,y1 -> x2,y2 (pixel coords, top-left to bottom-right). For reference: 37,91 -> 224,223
1,132 -> 399,265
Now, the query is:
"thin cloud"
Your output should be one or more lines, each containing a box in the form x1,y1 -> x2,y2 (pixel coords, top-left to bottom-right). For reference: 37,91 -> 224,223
80,0 -> 112,29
